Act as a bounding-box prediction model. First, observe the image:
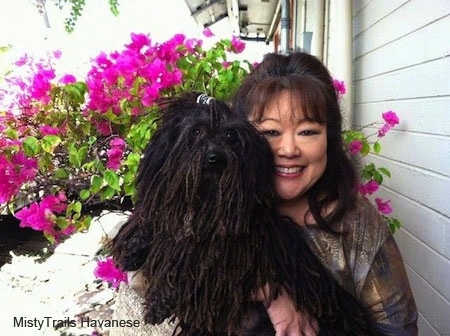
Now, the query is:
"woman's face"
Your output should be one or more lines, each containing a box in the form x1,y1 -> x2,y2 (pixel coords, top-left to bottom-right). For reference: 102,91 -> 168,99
252,90 -> 327,204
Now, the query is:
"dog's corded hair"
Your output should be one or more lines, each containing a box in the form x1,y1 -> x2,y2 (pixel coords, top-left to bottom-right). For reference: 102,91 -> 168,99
135,96 -> 259,238
109,92 -> 380,336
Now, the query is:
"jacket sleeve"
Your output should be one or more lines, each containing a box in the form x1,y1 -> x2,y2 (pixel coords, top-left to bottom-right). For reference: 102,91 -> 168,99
359,232 -> 418,335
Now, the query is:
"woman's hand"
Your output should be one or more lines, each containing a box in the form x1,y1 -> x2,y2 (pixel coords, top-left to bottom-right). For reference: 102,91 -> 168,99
266,291 -> 319,336
254,285 -> 319,336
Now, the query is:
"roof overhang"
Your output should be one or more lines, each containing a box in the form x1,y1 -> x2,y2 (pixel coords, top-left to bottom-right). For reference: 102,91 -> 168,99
184,0 -> 280,44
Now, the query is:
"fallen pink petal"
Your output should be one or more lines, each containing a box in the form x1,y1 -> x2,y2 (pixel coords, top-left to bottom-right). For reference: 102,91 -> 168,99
94,257 -> 128,288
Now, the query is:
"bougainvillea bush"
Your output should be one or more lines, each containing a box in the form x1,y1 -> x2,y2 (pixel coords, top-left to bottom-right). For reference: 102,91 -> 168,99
0,32 -> 249,243
0,31 -> 400,252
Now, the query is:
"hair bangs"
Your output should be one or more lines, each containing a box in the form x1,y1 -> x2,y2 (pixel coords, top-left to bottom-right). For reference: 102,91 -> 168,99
248,76 -> 328,124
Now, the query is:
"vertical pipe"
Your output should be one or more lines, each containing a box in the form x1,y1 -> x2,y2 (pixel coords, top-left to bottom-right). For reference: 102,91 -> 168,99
335,0 -> 353,128
280,0 -> 291,54
266,0 -> 281,45
228,0 -> 240,36
36,0 -> 51,28
323,0 -> 330,66
311,0 -> 325,60
299,0 -> 306,34
325,0 -> 353,128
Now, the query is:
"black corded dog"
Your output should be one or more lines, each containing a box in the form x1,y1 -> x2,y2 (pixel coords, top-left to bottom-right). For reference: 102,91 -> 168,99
109,92 -> 380,336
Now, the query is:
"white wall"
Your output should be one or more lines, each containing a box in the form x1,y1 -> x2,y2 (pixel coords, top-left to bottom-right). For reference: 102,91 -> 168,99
352,0 -> 450,335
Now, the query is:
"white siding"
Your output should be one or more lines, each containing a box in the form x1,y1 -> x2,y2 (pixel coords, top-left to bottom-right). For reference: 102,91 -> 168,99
352,0 -> 450,335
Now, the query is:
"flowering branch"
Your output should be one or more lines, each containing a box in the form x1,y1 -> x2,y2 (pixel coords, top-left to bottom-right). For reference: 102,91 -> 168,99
336,80 -> 401,232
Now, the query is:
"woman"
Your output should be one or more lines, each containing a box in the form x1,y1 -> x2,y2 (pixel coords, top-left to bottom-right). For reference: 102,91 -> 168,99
232,51 -> 418,335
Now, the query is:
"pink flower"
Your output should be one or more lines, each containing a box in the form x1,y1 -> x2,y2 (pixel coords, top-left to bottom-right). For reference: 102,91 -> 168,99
142,83 -> 163,107
230,36 -> 246,54
106,137 -> 126,170
30,69 -> 54,103
95,121 -> 113,136
94,257 -> 128,288
222,61 -> 231,69
126,33 -> 151,52
358,180 -> 379,197
59,74 -> 77,85
110,137 -> 126,149
375,197 -> 393,215
184,38 -> 203,52
333,79 -> 346,95
14,54 -> 29,67
348,140 -> 363,154
61,224 -> 76,235
39,125 -> 59,136
106,148 -> 123,170
15,195 -> 67,234
382,110 -> 399,127
378,111 -> 399,137
377,124 -> 391,138
0,152 -> 37,203
202,27 -> 214,38
52,50 -> 62,59
57,191 -> 67,202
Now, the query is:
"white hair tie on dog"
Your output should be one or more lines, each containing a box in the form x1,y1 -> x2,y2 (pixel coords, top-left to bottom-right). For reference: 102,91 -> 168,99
196,93 -> 214,105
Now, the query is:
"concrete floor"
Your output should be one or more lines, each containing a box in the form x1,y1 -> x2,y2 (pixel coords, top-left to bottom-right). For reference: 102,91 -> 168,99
0,212 -> 129,336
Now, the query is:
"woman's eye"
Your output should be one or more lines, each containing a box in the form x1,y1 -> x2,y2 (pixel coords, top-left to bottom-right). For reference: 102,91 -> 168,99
299,130 -> 318,136
262,130 -> 279,136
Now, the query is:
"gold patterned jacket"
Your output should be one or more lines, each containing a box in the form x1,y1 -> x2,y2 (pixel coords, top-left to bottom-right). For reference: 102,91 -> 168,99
298,196 -> 418,335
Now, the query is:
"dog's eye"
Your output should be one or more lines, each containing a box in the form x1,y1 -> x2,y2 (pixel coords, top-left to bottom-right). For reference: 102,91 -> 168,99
193,129 -> 201,136
225,130 -> 239,145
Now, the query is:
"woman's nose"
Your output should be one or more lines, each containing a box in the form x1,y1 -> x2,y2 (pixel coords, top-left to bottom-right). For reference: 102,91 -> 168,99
276,135 -> 300,157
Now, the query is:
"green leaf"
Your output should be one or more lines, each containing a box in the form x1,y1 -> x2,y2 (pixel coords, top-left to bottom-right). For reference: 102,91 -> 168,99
90,175 -> 104,194
100,186 -> 116,201
77,145 -> 88,165
361,163 -> 376,180
386,217 -> 402,233
378,167 -> 391,178
68,143 -> 88,168
103,170 -> 121,191
3,127 -> 18,140
44,232 -> 56,244
373,171 -> 383,185
38,152 -> 54,172
125,152 -> 140,167
55,168 -> 69,179
56,217 -> 70,230
72,201 -> 82,213
124,182 -> 136,196
360,142 -> 371,156
22,136 -> 40,156
78,215 -> 92,231
64,85 -> 83,103
373,142 -> 382,154
80,189 -> 90,200
42,135 -> 62,154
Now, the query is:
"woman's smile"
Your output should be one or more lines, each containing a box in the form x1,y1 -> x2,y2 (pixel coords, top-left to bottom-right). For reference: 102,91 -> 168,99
275,165 -> 305,177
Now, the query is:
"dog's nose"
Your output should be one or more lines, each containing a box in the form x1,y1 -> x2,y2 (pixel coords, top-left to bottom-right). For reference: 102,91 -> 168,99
207,152 -> 219,163
206,149 -> 225,167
